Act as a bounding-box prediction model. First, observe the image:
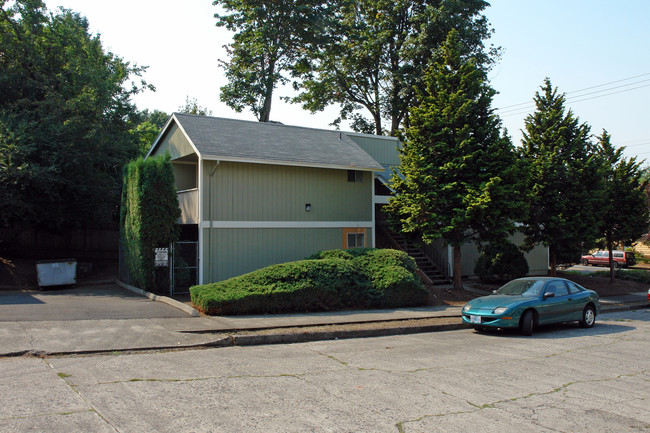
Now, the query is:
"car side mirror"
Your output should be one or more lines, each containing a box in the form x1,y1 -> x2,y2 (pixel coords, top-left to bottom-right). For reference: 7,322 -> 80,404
543,292 -> 555,299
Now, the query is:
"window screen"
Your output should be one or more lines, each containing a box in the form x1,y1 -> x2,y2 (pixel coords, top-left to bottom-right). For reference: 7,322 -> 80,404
347,233 -> 365,248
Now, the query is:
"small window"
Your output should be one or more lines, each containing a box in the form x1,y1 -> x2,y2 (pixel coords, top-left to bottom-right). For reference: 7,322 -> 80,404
347,170 -> 363,183
347,233 -> 365,248
613,252 -> 623,258
567,281 -> 583,294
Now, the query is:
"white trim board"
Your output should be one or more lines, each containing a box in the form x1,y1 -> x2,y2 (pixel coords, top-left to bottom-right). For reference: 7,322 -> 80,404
199,221 -> 373,229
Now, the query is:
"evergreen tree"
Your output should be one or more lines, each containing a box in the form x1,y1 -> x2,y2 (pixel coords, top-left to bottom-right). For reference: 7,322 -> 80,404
596,130 -> 649,282
520,79 -> 602,275
386,30 -> 526,290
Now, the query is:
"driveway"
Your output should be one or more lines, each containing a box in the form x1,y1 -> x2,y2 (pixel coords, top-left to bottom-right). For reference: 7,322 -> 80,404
0,283 -> 189,321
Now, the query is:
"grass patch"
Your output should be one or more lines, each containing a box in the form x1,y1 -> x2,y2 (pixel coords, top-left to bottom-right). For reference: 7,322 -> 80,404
590,269 -> 650,284
190,248 -> 428,315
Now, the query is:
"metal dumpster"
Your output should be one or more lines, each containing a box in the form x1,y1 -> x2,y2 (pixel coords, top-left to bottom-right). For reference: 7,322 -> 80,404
36,259 -> 77,288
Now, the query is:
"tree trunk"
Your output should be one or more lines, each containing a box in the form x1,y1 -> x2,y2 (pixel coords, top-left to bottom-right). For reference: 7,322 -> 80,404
549,247 -> 557,276
259,60 -> 276,123
608,244 -> 615,284
453,245 -> 463,290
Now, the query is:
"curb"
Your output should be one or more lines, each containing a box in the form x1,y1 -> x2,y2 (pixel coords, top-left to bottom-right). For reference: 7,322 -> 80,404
5,322 -> 469,358
116,280 -> 201,317
228,323 -> 470,347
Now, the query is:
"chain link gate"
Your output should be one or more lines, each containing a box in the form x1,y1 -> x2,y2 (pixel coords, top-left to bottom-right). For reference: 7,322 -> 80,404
170,241 -> 199,295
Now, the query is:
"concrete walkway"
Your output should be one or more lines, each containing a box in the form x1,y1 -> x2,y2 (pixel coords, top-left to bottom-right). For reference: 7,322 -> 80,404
0,277 -> 647,357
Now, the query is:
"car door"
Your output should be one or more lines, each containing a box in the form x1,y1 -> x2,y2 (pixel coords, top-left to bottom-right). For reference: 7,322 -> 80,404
595,251 -> 609,266
538,280 -> 571,324
566,281 -> 589,320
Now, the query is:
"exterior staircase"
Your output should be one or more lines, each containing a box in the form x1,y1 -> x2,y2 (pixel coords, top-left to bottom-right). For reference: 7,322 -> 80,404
386,231 -> 449,285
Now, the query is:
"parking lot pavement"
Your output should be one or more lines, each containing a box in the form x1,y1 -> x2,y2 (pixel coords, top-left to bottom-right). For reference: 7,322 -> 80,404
0,283 -> 189,322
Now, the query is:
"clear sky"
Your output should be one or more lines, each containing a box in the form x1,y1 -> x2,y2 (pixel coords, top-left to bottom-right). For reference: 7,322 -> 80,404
44,0 -> 649,163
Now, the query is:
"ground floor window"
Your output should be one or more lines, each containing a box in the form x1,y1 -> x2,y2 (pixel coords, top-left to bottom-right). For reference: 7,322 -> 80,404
343,228 -> 366,249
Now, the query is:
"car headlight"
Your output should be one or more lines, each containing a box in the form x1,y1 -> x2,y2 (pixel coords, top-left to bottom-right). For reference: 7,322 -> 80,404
493,307 -> 509,315
462,304 -> 471,312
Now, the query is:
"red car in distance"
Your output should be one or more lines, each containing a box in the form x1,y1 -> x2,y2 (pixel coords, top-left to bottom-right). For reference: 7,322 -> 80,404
580,250 -> 636,268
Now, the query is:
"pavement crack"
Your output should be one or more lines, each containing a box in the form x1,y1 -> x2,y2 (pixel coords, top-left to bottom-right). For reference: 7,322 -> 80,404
43,359 -> 121,432
395,370 -> 648,432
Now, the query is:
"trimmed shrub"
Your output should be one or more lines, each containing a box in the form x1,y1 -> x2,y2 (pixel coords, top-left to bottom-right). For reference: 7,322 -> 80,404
191,258 -> 362,315
191,248 -> 428,315
475,242 -> 529,283
120,153 -> 180,292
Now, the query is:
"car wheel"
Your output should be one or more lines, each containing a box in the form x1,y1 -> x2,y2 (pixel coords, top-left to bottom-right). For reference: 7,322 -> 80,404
579,305 -> 596,328
520,310 -> 534,336
614,262 -> 622,270
580,259 -> 589,266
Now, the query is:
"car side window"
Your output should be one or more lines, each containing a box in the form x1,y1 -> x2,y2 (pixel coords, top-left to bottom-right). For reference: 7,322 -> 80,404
546,281 -> 569,297
567,282 -> 583,294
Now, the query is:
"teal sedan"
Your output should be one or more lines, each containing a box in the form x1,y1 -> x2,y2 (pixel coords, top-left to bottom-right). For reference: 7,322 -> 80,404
462,277 -> 601,336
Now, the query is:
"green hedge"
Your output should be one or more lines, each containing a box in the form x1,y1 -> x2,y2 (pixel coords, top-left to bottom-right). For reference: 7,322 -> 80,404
120,153 -> 180,292
191,248 -> 428,315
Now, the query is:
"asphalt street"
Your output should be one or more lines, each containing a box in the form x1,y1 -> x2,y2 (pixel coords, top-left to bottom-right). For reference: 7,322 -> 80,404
1,308 -> 648,432
0,284 -> 188,321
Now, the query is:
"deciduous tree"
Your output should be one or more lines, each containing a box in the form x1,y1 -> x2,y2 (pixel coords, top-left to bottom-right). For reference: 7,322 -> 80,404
0,0 -> 150,236
292,0 -> 496,136
214,0 -> 331,122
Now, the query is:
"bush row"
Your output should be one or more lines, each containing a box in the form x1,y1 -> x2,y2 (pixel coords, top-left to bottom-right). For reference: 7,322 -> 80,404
190,248 -> 428,315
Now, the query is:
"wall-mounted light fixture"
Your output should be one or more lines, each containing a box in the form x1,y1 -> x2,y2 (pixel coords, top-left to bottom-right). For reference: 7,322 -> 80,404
305,203 -> 311,212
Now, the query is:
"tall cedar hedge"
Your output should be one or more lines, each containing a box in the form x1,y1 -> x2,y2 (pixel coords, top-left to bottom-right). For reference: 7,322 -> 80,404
120,154 -> 180,291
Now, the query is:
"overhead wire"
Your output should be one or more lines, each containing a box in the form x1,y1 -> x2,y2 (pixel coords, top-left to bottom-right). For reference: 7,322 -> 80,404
495,73 -> 650,118
493,74 -> 650,157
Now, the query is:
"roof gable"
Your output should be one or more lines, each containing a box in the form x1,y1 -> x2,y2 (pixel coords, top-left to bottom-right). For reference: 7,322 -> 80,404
152,113 -> 383,172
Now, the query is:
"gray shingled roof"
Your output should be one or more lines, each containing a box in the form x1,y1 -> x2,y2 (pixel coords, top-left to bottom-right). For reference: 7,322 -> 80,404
171,113 -> 383,171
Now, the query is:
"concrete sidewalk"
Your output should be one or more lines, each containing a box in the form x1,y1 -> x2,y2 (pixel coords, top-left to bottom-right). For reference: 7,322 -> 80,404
1,281 -> 647,357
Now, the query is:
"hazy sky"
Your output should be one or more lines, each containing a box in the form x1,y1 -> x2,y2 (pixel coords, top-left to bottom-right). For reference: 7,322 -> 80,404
43,0 -> 650,163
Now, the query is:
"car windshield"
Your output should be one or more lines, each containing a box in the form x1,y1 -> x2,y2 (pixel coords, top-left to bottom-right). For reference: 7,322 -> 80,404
495,280 -> 546,297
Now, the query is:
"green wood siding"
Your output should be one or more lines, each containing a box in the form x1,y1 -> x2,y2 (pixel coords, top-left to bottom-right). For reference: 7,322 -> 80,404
202,161 -> 372,222
202,227 -> 352,282
152,123 -> 195,160
173,163 -> 197,191
347,135 -> 401,166
423,232 -> 549,278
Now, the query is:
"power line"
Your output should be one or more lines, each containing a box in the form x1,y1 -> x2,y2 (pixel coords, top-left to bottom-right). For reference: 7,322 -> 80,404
566,72 -> 650,95
495,72 -> 650,116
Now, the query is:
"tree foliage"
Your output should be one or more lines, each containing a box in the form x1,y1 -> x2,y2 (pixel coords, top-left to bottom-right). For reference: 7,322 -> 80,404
595,130 -> 649,281
520,79 -> 602,275
0,0 -> 150,234
386,30 -> 526,290
120,154 -> 181,292
292,0 -> 496,135
178,97 -> 212,116
129,109 -> 169,156
214,0 -> 331,122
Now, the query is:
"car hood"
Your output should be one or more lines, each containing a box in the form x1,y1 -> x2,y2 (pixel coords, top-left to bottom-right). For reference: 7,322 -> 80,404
467,295 -> 532,311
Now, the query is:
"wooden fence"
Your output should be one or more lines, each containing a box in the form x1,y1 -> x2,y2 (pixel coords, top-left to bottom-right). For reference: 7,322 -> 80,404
0,228 -> 119,260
